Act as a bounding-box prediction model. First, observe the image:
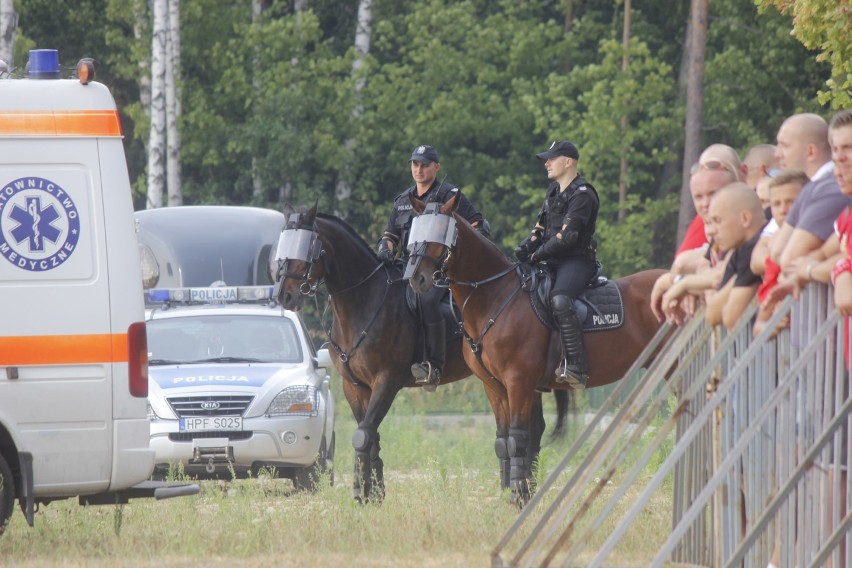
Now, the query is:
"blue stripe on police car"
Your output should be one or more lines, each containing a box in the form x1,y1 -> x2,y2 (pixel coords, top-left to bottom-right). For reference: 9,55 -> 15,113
150,365 -> 278,389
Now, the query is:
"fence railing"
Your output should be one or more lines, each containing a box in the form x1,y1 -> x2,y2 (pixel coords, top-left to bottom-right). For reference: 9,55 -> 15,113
493,283 -> 852,568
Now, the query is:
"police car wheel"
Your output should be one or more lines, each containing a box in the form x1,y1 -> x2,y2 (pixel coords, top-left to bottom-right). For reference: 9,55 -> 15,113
293,434 -> 333,492
0,454 -> 14,537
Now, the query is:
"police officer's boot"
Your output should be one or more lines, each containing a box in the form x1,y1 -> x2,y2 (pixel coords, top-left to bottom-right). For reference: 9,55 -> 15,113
552,294 -> 588,389
412,320 -> 445,392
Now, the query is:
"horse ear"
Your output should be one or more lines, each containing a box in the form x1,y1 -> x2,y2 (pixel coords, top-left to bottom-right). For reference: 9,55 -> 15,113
282,202 -> 295,219
409,192 -> 426,214
439,191 -> 460,215
304,200 -> 318,224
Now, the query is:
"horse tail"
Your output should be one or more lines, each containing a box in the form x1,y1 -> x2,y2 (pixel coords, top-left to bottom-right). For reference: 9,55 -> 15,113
550,389 -> 572,439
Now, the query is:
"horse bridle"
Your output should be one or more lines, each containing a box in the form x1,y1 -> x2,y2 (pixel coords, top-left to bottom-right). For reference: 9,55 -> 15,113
273,214 -> 397,387
274,216 -> 324,296
404,202 -> 457,286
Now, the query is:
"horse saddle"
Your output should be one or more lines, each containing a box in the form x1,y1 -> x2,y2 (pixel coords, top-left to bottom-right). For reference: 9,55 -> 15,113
522,263 -> 625,333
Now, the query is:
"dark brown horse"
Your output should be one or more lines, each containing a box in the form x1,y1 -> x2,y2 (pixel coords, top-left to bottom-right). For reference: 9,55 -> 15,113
273,203 -> 567,502
406,195 -> 666,504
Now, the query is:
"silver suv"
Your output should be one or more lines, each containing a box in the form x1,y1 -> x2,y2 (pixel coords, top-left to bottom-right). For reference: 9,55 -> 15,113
145,285 -> 335,490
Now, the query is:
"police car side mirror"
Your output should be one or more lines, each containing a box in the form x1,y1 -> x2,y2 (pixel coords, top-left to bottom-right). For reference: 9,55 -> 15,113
315,348 -> 333,369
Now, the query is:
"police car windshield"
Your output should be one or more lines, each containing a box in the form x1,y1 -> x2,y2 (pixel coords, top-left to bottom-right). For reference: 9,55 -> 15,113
147,314 -> 303,365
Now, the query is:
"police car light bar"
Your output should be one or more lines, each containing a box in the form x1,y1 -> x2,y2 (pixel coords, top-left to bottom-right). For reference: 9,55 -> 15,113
147,285 -> 274,304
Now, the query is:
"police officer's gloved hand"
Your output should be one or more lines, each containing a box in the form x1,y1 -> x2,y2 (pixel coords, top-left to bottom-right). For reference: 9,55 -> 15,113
515,235 -> 539,263
377,247 -> 395,265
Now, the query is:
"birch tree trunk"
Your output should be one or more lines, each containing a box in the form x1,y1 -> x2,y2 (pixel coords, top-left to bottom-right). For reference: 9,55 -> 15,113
0,0 -> 16,70
135,0 -> 151,114
334,0 -> 373,210
251,0 -> 269,200
677,0 -> 707,241
617,0 -> 631,221
165,0 -> 182,206
147,0 -> 167,209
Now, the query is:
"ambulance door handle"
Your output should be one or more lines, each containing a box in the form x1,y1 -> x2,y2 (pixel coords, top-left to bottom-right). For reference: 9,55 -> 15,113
6,367 -> 18,380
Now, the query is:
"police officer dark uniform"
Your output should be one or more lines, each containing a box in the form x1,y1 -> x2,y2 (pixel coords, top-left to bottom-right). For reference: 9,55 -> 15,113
515,140 -> 599,388
378,144 -> 489,390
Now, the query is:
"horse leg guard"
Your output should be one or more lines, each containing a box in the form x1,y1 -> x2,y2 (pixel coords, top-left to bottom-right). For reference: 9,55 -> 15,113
508,427 -> 531,505
494,429 -> 510,491
552,294 -> 589,389
352,426 -> 378,503
527,409 -> 545,492
370,436 -> 385,502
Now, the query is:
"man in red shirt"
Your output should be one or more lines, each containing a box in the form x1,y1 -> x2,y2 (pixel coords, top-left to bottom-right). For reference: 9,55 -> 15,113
651,144 -> 744,323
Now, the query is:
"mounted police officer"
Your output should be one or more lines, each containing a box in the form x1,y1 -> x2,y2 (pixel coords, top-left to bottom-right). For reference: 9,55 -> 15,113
515,140 -> 599,388
378,144 -> 490,390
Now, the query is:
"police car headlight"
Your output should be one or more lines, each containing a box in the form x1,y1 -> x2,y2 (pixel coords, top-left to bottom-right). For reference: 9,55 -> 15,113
266,385 -> 318,417
139,244 -> 160,289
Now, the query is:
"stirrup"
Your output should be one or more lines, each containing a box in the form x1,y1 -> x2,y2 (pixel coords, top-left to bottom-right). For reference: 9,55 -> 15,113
412,361 -> 440,392
555,361 -> 588,390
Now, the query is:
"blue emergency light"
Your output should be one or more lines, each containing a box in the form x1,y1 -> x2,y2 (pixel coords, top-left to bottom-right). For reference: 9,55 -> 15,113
28,49 -> 60,79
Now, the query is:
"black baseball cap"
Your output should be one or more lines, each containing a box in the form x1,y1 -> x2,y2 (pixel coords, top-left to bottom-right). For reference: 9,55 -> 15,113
536,140 -> 580,160
410,145 -> 440,164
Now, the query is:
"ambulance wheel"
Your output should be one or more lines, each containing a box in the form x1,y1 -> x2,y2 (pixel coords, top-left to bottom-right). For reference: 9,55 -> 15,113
0,454 -> 14,537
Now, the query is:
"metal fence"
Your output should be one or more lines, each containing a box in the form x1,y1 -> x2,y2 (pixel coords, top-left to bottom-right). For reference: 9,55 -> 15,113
493,283 -> 852,568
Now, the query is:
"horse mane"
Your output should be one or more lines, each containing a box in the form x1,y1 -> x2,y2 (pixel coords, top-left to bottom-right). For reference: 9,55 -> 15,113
452,212 -> 513,265
315,211 -> 381,262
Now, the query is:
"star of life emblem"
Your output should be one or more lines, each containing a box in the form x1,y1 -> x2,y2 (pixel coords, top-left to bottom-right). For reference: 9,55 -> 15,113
0,176 -> 81,272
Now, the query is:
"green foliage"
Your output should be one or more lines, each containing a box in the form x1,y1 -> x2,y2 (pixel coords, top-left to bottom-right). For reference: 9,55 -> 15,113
11,0 -> 834,272
597,194 -> 679,278
703,0 -> 829,149
757,0 -> 852,108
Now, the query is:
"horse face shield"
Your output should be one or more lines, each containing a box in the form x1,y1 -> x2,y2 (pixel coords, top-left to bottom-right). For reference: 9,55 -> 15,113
404,206 -> 456,284
274,220 -> 323,300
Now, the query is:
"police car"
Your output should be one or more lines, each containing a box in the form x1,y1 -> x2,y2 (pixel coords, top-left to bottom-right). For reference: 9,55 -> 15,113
144,284 -> 335,490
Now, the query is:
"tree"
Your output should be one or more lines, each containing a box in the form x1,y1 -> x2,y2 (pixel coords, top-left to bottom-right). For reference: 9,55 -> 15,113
147,0 -> 167,209
757,0 -> 852,108
165,0 -> 182,206
333,0 -> 372,215
678,0 -> 708,241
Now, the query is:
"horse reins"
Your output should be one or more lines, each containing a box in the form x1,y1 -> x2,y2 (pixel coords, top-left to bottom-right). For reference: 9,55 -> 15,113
289,242 -> 402,390
436,252 -> 532,382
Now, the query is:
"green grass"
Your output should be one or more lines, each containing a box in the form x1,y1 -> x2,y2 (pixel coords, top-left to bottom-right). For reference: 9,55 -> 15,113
0,387 -> 676,567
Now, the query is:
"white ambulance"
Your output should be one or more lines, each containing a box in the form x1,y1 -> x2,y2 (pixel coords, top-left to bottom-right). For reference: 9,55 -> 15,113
0,49 -> 196,537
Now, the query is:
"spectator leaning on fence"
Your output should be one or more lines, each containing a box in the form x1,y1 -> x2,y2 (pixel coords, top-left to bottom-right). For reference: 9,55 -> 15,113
770,113 -> 850,274
829,110 -> 852,322
744,143 -> 779,190
823,108 -> 852,568
751,170 -> 807,338
661,183 -> 766,330
651,144 -> 742,323
702,183 -> 768,330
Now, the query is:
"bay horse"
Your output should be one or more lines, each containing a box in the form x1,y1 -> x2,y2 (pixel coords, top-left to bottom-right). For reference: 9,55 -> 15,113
273,203 -> 568,502
406,194 -> 666,504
